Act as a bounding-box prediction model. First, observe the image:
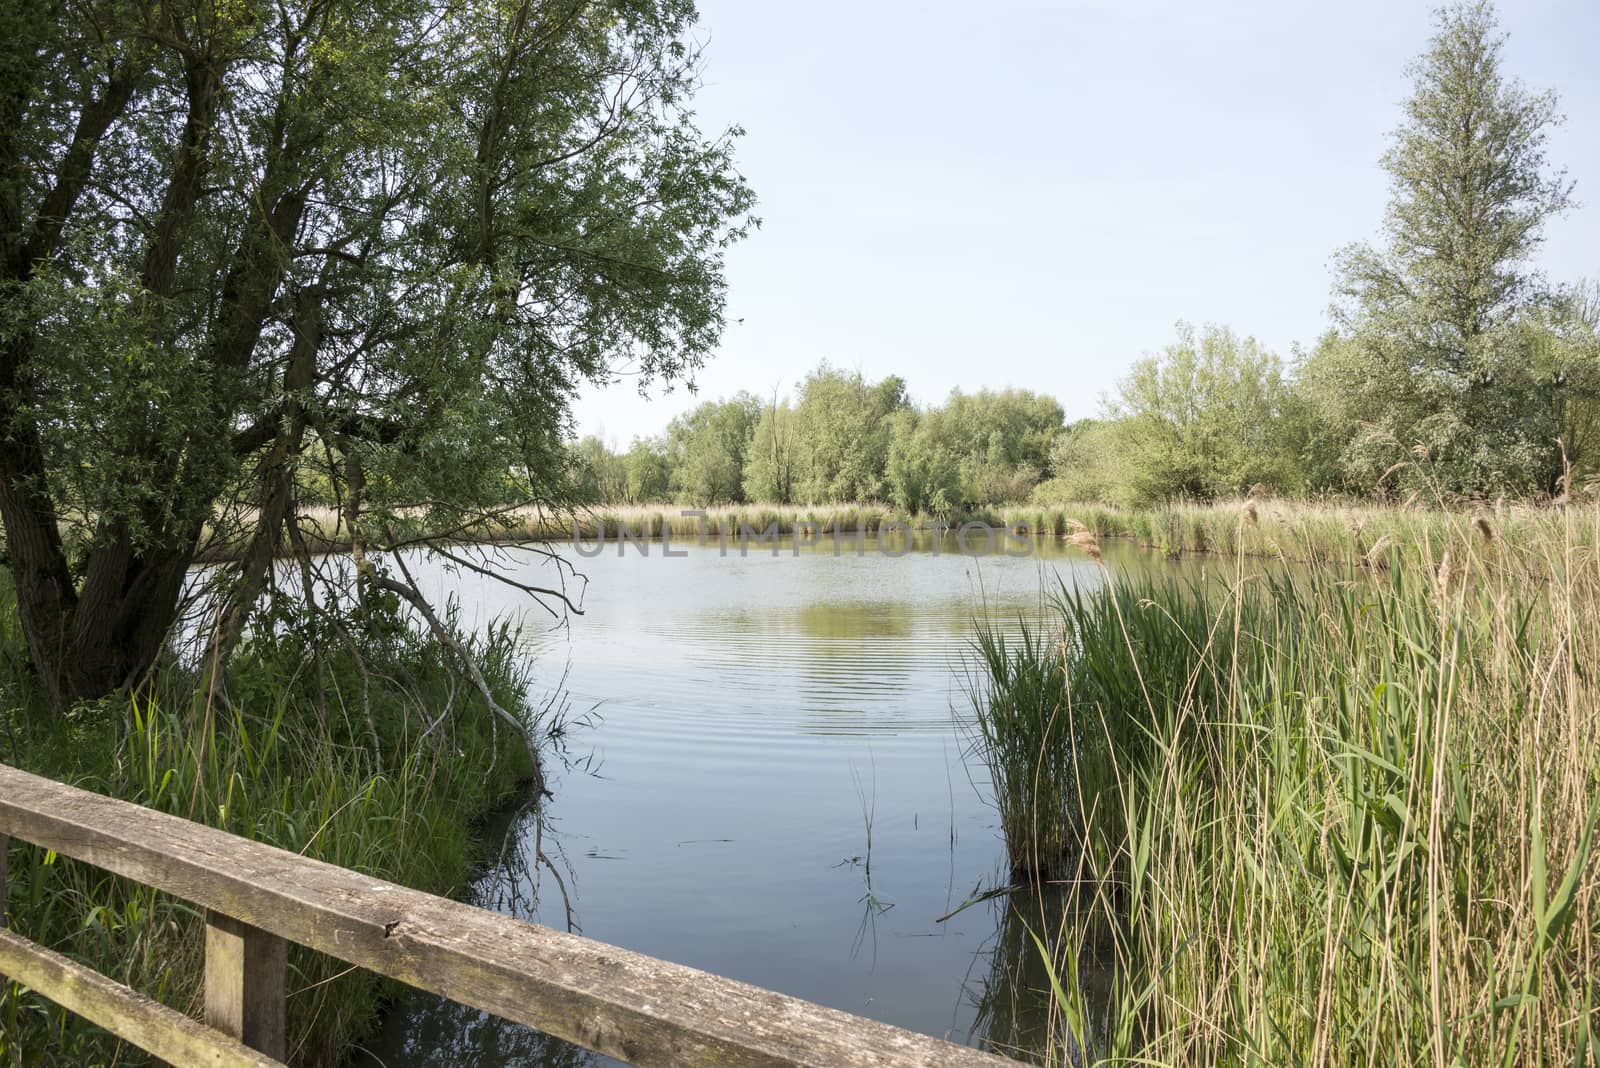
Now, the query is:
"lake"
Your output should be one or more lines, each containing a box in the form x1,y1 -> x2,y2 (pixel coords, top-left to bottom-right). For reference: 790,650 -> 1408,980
352,530 -> 1190,1066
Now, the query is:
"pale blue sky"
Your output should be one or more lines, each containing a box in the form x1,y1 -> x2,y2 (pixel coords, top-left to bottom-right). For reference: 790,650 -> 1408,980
572,0 -> 1600,445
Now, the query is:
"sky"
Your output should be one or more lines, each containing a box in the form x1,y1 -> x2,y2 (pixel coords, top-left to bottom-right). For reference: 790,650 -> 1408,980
570,0 -> 1600,446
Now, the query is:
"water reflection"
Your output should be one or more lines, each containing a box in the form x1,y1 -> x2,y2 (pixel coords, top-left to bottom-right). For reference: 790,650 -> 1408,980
961,887 -> 1121,1063
353,537 -> 1183,1066
362,1000 -> 596,1068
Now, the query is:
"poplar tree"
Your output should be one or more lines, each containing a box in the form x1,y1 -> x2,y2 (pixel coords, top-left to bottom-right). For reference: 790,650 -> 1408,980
1317,0 -> 1573,493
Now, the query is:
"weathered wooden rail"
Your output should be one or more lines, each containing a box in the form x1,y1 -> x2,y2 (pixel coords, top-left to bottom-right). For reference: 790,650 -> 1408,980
0,763 -> 1016,1066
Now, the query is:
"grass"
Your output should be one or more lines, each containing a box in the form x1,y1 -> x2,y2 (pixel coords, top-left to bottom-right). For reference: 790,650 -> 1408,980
967,502 -> 1600,1064
1003,496 -> 1576,565
206,495 -> 1568,574
967,619 -> 1078,881
520,498 -> 1575,572
31,488 -> 1595,1064
482,501 -> 1009,542
0,584 -> 548,1067
197,502 -> 966,559
552,497 -> 1572,568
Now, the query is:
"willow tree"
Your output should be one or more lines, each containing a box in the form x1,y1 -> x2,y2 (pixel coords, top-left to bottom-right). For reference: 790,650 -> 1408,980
1314,0 -> 1572,494
0,0 -> 752,710
1109,323 -> 1305,503
665,393 -> 759,506
790,366 -> 906,504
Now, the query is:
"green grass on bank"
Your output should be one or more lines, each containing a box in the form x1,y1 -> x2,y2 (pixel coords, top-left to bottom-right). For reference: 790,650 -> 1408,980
968,505 -> 1600,1064
0,585 -> 543,1067
212,496 -> 1581,576
435,497 -> 1576,564
523,497 -> 1528,556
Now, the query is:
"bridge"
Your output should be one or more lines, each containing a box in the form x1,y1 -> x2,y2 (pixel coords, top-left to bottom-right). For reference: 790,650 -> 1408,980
0,763 -> 1016,1066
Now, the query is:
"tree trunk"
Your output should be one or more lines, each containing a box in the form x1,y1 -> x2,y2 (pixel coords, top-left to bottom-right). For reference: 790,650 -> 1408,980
1,53 -> 147,709
0,39 -> 301,709
205,286 -> 324,674
0,382 -> 78,710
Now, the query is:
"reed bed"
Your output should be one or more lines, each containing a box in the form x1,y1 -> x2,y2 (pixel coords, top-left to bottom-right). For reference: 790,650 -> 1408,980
968,504 -> 1600,1065
1006,496 -> 1574,565
205,495 -> 1570,577
558,497 -> 1569,565
492,502 -> 989,542
0,589 -> 545,1067
198,502 -> 948,559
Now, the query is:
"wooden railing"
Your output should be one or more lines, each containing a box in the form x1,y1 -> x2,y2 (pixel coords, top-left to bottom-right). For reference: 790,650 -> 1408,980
0,763 -> 1015,1066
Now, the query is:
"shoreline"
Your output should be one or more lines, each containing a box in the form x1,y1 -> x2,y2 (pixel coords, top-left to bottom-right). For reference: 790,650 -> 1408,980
191,496 -> 1591,569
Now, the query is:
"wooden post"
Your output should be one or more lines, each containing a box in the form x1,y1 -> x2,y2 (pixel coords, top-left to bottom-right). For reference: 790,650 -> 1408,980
204,911 -> 286,1059
0,763 -> 1018,1067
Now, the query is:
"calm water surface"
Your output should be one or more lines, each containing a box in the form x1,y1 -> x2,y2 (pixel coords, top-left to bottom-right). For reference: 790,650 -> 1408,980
355,534 -> 1189,1066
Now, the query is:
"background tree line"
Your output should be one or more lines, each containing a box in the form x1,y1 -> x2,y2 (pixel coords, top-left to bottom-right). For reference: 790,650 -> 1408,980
571,288 -> 1598,512
570,364 -> 1066,510
572,3 -> 1599,512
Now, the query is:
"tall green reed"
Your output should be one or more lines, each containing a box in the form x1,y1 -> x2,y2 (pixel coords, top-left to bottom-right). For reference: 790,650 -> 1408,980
0,591 -> 545,1067
971,506 -> 1600,1065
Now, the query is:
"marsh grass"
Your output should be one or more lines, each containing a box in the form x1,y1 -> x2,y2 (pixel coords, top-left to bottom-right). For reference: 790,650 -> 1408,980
965,890 -> 1122,1063
968,618 -> 1077,881
557,499 -> 1576,574
207,496 -> 1564,577
0,587 -> 545,1067
1008,496 -> 1575,567
970,502 -> 1600,1064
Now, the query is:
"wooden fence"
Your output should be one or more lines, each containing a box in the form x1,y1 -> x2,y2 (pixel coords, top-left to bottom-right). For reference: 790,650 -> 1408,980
0,763 -> 1017,1066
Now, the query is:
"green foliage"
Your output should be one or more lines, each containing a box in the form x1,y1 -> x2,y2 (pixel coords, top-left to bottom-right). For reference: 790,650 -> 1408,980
666,393 -> 761,505
1032,420 -> 1132,507
884,409 -> 962,513
0,0 -> 754,704
789,366 -> 907,503
742,395 -> 800,503
973,512 -> 1600,1063
1312,0 -> 1573,496
1109,323 -> 1311,503
0,583 -> 544,1066
1537,282 -> 1600,485
623,436 -> 673,504
578,365 -> 1068,510
570,435 -> 629,504
933,388 -> 1063,506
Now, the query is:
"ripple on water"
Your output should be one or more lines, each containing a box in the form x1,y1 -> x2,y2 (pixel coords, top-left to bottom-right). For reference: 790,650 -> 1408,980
350,542 -> 1124,1067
